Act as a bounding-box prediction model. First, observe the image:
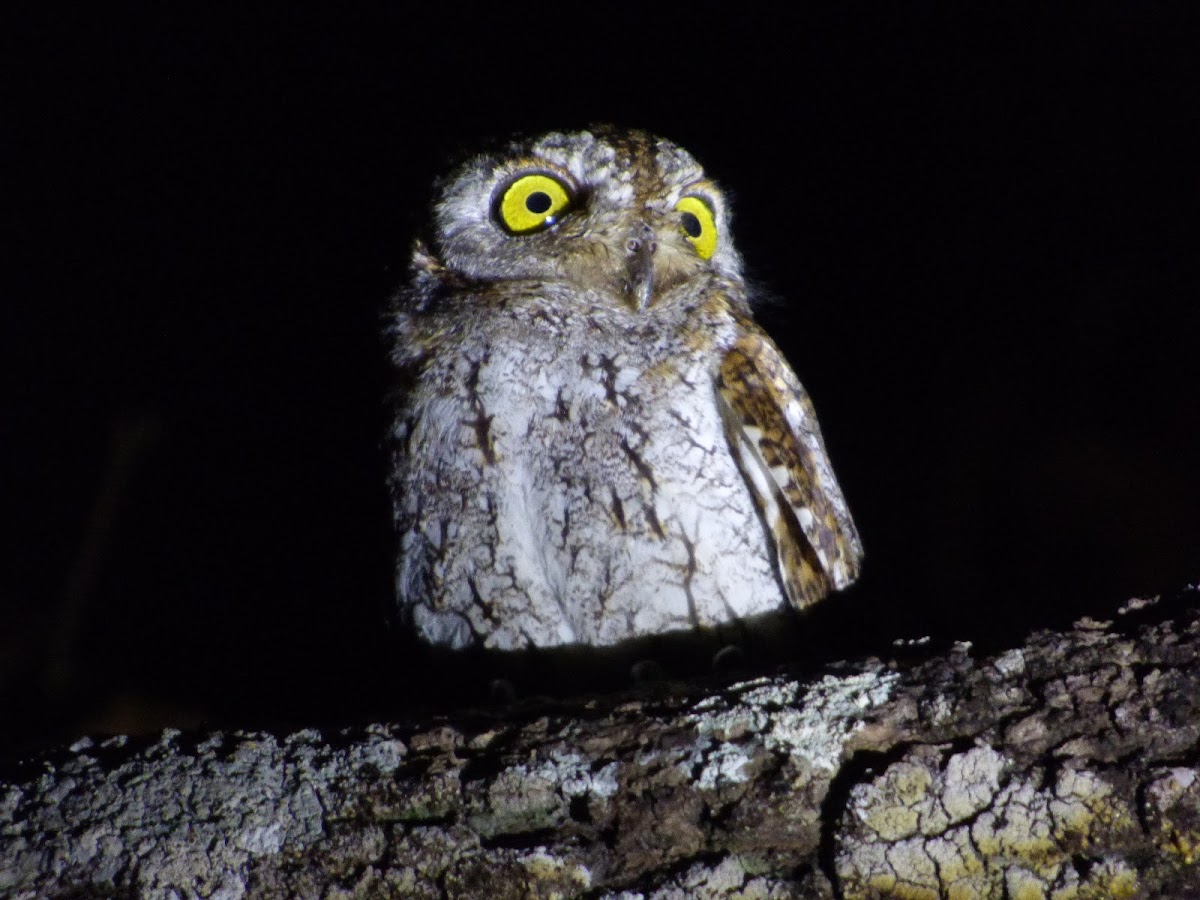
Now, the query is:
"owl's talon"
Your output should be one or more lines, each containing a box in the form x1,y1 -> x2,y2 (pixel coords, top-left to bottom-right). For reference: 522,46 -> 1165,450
488,677 -> 518,705
629,659 -> 666,683
711,644 -> 747,674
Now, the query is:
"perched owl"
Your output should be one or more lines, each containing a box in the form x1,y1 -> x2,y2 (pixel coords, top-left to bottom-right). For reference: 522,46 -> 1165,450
387,127 -> 862,652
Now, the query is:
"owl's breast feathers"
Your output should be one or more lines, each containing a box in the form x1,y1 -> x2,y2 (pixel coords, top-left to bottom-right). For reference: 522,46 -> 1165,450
716,320 -> 863,609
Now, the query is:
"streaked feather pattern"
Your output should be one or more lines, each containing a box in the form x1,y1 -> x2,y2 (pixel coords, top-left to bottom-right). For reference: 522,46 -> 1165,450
717,322 -> 863,609
390,127 -> 863,650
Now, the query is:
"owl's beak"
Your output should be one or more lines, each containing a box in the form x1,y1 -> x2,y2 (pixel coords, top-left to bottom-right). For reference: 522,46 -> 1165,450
622,222 -> 657,311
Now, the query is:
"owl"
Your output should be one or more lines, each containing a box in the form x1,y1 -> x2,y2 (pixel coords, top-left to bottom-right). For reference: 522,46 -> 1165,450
387,127 -> 862,652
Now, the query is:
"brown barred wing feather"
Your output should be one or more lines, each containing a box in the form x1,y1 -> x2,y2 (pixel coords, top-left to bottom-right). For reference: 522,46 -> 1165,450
716,325 -> 863,610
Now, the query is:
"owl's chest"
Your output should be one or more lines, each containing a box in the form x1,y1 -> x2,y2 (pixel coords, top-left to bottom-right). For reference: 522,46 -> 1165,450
400,298 -> 783,648
471,305 -> 722,482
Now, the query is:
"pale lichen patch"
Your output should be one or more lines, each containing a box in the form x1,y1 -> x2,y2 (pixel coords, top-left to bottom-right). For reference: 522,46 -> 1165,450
943,746 -> 1006,822
693,742 -> 752,789
597,853 -> 790,900
468,748 -> 619,838
1145,766 -> 1200,866
683,671 -> 899,792
518,847 -> 593,891
992,648 -> 1026,678
838,746 -> 1140,899
1073,856 -> 1140,899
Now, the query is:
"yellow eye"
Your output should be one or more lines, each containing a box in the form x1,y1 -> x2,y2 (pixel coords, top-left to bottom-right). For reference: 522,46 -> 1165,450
496,173 -> 574,234
675,195 -> 717,260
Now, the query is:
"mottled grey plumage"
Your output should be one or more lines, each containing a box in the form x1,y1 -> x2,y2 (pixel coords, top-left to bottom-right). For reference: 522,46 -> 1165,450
388,128 -> 861,650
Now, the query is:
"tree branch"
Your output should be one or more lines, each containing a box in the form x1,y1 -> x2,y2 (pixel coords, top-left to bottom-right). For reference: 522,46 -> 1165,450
4,589 -> 1199,898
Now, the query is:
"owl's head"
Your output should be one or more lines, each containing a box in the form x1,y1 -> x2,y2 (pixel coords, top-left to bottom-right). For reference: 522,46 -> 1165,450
421,128 -> 743,309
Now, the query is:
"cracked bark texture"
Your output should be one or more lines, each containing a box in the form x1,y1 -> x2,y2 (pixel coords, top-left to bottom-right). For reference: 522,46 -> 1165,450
3,591 -> 1199,899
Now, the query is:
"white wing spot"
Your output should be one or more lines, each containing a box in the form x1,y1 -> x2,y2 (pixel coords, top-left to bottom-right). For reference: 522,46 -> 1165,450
784,399 -> 806,431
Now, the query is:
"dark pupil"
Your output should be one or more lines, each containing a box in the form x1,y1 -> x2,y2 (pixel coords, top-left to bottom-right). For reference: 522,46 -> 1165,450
681,211 -> 702,239
525,191 -> 552,214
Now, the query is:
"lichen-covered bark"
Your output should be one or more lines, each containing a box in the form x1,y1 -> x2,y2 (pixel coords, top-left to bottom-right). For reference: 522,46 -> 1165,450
3,591 -> 1199,899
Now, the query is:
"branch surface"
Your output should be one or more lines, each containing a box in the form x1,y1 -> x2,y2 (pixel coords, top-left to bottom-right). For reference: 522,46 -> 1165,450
3,591 -> 1199,899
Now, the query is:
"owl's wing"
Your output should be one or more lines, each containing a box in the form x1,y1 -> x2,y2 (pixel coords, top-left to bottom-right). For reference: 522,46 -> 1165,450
716,324 -> 863,610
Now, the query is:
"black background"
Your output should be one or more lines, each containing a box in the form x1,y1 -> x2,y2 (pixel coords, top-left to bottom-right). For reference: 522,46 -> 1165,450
5,6 -> 1197,754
